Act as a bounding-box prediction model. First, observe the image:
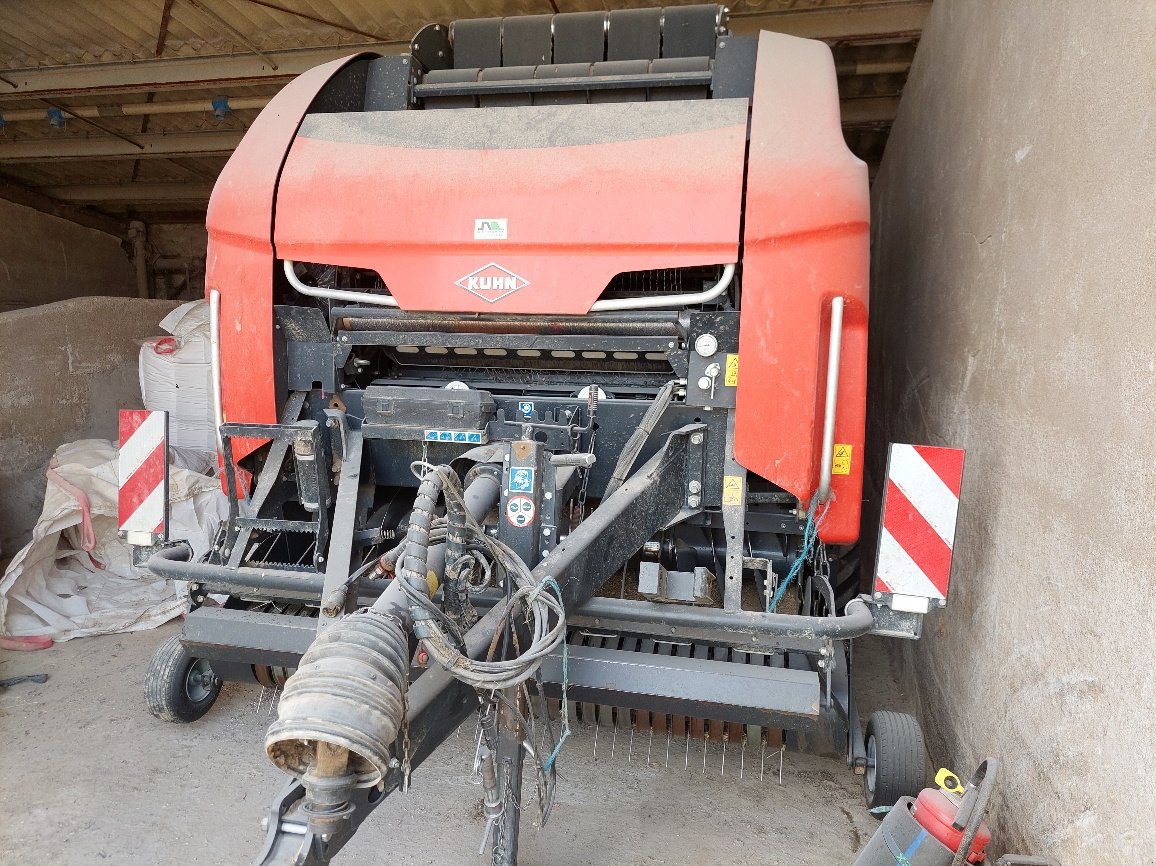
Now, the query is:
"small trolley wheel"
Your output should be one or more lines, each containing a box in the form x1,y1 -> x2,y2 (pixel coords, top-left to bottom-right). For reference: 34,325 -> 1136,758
863,710 -> 926,817
145,635 -> 221,723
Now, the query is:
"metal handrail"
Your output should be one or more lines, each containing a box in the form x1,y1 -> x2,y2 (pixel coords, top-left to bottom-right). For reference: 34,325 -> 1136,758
816,296 -> 845,503
283,260 -> 399,308
590,263 -> 735,311
208,288 -> 225,454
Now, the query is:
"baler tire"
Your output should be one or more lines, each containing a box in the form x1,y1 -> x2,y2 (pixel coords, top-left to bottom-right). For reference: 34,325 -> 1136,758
145,635 -> 221,723
863,710 -> 925,817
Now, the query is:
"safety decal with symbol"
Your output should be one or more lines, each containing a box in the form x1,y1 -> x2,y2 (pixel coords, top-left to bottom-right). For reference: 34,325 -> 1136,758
509,467 -> 535,492
832,444 -> 852,476
721,474 -> 744,506
518,401 -> 535,419
505,495 -> 536,527
725,353 -> 739,387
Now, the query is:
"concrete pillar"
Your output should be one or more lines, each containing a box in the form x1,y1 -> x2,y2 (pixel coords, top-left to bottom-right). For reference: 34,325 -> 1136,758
128,219 -> 150,299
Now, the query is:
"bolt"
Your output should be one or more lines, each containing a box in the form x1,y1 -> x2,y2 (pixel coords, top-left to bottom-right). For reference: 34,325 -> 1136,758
874,592 -> 883,600
542,527 -> 552,537
668,341 -> 676,349
690,432 -> 704,445
544,491 -> 553,500
687,494 -> 701,508
817,659 -> 828,670
340,335 -> 348,342
316,555 -> 325,564
688,480 -> 702,494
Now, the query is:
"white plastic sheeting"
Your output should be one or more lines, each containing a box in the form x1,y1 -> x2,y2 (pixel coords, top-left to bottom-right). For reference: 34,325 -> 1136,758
0,439 -> 228,642
139,300 -> 216,453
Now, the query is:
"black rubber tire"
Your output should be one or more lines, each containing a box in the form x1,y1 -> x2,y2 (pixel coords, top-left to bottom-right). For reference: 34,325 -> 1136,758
863,710 -> 926,817
145,635 -> 221,723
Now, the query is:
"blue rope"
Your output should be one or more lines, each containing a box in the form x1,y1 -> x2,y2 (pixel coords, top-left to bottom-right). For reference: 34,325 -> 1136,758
766,494 -> 831,612
539,577 -> 570,774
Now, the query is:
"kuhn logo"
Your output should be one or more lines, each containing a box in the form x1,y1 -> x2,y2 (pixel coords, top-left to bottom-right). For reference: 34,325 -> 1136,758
454,263 -> 529,303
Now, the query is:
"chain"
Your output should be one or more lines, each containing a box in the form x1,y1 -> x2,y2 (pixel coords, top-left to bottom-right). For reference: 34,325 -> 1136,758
812,540 -> 837,615
815,541 -> 830,583
400,682 -> 413,792
574,390 -> 598,521
575,430 -> 596,519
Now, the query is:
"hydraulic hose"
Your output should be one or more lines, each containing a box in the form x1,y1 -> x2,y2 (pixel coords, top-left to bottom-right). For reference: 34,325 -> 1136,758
389,463 -> 567,692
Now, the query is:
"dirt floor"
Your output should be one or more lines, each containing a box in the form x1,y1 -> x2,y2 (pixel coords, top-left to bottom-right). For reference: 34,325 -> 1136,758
0,624 -> 913,866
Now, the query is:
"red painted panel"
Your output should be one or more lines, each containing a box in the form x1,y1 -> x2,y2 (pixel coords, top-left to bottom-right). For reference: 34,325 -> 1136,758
205,54 -> 372,461
734,31 -> 870,544
273,105 -> 747,315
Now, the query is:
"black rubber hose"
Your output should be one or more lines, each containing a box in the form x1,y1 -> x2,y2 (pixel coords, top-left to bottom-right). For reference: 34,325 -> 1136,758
381,469 -> 446,639
440,469 -> 476,628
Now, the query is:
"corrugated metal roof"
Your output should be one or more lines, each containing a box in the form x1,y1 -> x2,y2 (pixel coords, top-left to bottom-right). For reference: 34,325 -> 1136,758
0,0 -> 925,223
1,0 -> 918,70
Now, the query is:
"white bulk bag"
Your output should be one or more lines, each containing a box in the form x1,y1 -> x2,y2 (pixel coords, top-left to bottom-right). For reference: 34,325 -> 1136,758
0,439 -> 229,641
139,300 -> 216,452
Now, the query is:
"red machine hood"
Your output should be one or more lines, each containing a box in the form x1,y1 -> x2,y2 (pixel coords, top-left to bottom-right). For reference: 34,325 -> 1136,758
273,99 -> 748,315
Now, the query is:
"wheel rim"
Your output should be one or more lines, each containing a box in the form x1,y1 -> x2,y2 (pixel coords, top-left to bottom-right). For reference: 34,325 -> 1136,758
185,658 -> 215,703
865,734 -> 877,797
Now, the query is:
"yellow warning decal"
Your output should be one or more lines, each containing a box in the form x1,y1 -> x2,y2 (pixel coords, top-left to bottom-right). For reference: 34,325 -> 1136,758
722,475 -> 744,506
832,444 -> 852,476
724,353 -> 739,387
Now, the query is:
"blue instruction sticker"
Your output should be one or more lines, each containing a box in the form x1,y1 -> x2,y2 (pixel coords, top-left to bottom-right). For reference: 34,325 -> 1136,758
518,401 -> 535,419
425,429 -> 486,445
509,467 -> 535,492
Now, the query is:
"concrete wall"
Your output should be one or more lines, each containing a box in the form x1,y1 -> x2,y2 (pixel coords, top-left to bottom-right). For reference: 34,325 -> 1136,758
0,297 -> 178,555
869,1 -> 1155,863
0,198 -> 137,311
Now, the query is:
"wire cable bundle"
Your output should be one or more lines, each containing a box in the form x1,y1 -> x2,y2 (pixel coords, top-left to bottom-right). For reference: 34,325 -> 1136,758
393,462 -> 568,692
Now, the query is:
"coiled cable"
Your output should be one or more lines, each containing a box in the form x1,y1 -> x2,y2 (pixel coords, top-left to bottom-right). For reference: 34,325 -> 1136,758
389,462 -> 567,692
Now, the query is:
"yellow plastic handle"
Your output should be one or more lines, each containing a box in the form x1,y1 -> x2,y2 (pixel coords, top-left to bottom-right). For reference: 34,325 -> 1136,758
935,768 -> 965,794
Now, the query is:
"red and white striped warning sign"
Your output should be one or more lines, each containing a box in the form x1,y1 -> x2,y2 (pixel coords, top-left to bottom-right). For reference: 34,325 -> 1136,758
875,444 -> 965,605
118,409 -> 168,540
